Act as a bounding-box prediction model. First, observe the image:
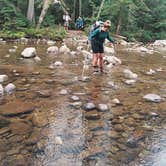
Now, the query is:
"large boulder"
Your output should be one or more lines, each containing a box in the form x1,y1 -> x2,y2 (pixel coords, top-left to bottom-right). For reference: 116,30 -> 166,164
153,40 -> 166,47
21,47 -> 36,58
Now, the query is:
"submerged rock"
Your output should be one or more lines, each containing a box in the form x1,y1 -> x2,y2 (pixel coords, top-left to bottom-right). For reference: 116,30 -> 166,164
4,83 -> 16,94
83,102 -> 96,111
97,104 -> 109,112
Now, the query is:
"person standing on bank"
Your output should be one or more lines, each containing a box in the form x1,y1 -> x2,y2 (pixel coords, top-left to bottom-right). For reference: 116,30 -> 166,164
89,20 -> 115,74
63,12 -> 71,31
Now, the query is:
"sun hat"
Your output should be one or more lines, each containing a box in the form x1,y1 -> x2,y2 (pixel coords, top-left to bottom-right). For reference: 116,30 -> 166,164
104,20 -> 111,27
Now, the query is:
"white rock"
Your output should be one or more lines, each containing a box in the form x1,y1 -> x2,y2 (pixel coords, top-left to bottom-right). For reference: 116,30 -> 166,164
146,69 -> 156,75
153,40 -> 166,47
9,48 -> 16,53
47,40 -> 56,46
0,84 -> 4,96
59,89 -> 68,95
112,98 -> 120,104
55,136 -> 63,145
119,40 -> 128,46
124,79 -> 137,85
104,46 -> 115,54
21,47 -> 36,58
104,56 -> 121,65
4,83 -> 16,94
47,46 -> 59,54
20,37 -> 28,43
143,94 -> 161,103
76,46 -> 83,51
70,51 -> 77,56
54,61 -> 63,66
123,69 -> 138,80
0,75 -> 8,83
34,56 -> 41,62
59,44 -> 70,53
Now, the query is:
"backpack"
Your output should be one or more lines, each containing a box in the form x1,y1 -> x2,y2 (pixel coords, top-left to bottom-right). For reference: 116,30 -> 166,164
88,21 -> 103,41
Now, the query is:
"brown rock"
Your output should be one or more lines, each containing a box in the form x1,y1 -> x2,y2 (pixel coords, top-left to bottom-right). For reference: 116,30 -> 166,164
0,100 -> 35,116
9,122 -> 32,135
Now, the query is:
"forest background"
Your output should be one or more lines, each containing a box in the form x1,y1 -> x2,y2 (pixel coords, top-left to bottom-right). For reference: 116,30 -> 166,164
0,0 -> 165,43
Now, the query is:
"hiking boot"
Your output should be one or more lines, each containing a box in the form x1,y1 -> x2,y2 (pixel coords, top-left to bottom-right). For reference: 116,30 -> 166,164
93,66 -> 99,72
100,67 -> 107,74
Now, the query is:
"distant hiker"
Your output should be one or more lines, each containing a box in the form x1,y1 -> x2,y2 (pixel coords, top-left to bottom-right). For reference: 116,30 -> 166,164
63,12 -> 71,31
75,16 -> 84,30
89,20 -> 115,74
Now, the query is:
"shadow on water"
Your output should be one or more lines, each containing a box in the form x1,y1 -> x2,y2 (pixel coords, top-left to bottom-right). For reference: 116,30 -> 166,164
0,40 -> 166,166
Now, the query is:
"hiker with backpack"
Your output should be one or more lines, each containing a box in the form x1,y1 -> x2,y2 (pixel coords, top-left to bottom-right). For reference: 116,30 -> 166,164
75,16 -> 84,30
89,20 -> 115,74
63,12 -> 71,31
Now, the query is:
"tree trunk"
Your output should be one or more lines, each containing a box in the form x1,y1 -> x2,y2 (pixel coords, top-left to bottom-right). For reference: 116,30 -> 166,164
116,5 -> 123,35
27,0 -> 35,23
71,0 -> 76,21
59,0 -> 68,13
79,0 -> 82,16
36,0 -> 52,28
96,0 -> 105,20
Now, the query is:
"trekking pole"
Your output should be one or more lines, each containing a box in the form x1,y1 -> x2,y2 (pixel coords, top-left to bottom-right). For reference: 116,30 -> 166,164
81,41 -> 90,78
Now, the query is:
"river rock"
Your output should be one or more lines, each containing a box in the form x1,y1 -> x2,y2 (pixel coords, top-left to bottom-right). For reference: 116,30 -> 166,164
21,47 -> 36,58
0,100 -> 35,116
0,74 -> 8,83
104,56 -> 121,65
107,130 -> 120,139
104,46 -> 115,54
55,136 -> 63,145
124,79 -> 137,85
59,44 -> 70,53
83,102 -> 96,111
36,90 -> 52,98
112,98 -> 121,105
47,40 -> 56,46
143,93 -> 161,103
59,89 -> 68,95
69,101 -> 82,108
9,121 -> 32,135
4,83 -> 16,94
32,112 -> 48,127
34,56 -> 41,62
123,69 -> 138,80
97,104 -> 109,112
0,84 -> 4,96
70,95 -> 80,101
0,116 -> 10,128
153,40 -> 166,47
47,46 -> 59,54
85,110 -> 100,120
54,61 -> 63,66
126,138 -> 139,148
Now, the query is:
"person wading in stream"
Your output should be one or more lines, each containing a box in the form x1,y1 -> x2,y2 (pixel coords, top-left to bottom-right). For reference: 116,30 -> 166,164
89,20 -> 115,74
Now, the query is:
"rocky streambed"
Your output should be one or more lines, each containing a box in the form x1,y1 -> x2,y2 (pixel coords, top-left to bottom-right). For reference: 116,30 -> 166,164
0,35 -> 166,166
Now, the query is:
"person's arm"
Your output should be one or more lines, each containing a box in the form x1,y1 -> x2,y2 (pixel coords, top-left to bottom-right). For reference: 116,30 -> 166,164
107,32 -> 114,43
90,28 -> 100,40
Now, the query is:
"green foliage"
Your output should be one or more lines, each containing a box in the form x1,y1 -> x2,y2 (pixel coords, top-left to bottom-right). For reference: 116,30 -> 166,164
0,30 -> 26,39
